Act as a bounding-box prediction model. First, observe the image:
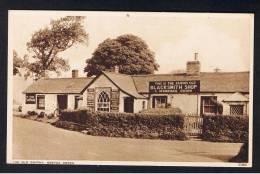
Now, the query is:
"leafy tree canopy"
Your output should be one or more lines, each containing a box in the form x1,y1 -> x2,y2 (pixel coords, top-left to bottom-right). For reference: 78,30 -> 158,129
84,34 -> 159,77
26,16 -> 88,80
13,50 -> 28,76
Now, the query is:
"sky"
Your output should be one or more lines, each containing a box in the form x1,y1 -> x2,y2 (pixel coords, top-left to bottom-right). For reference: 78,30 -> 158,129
9,11 -> 254,78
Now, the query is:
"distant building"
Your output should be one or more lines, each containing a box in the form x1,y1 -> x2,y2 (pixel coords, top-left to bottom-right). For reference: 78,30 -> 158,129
22,54 -> 250,116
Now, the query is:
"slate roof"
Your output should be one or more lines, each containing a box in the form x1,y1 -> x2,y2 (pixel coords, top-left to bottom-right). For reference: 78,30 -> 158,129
23,77 -> 94,94
102,71 -> 146,99
223,92 -> 249,102
132,72 -> 249,93
23,71 -> 249,96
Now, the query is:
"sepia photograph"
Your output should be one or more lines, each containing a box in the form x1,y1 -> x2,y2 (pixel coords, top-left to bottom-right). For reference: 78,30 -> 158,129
7,10 -> 254,167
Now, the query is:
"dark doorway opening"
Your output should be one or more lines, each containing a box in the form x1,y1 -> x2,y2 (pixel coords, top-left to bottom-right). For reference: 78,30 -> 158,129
124,97 -> 134,113
57,95 -> 68,110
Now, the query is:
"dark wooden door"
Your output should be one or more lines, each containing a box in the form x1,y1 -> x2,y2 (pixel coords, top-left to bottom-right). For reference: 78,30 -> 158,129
124,97 -> 134,113
57,95 -> 68,110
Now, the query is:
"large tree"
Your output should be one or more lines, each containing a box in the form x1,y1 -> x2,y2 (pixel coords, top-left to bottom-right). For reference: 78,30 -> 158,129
84,34 -> 159,77
26,16 -> 88,80
13,50 -> 28,76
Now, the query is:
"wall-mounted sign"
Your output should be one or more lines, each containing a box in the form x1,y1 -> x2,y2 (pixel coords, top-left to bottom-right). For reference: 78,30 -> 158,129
149,80 -> 200,94
26,94 -> 36,104
87,88 -> 95,111
111,89 -> 119,112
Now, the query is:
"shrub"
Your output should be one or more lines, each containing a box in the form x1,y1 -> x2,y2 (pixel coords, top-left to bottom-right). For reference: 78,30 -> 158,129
38,112 -> 46,118
27,111 -> 37,116
201,115 -> 248,143
60,109 -> 96,125
47,113 -> 54,119
140,107 -> 182,114
56,109 -> 186,140
18,105 -> 22,112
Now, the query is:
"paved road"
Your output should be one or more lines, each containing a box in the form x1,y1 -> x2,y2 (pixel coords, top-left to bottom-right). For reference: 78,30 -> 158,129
13,117 -> 242,162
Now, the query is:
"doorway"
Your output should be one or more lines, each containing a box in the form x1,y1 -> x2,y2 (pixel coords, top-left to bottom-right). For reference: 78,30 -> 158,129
57,95 -> 68,110
124,97 -> 134,113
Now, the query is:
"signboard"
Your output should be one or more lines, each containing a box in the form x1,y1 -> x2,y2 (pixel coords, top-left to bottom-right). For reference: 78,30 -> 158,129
26,94 -> 36,104
110,89 -> 119,112
149,80 -> 200,94
87,88 -> 95,111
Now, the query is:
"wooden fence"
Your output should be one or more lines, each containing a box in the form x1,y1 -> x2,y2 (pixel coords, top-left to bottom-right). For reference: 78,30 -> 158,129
183,115 -> 203,137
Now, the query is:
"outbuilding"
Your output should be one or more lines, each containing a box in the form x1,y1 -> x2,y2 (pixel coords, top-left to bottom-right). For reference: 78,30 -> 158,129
22,55 -> 250,116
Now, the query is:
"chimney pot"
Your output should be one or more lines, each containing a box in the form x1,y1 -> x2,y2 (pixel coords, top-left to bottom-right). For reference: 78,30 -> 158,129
72,69 -> 79,78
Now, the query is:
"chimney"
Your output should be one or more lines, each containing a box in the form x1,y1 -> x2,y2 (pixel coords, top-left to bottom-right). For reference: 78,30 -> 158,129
72,69 -> 79,78
194,52 -> 198,61
186,53 -> 201,76
114,65 -> 119,73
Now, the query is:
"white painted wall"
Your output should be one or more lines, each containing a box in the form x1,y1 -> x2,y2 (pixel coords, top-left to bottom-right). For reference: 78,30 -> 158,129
171,94 -> 198,114
83,74 -> 132,112
199,93 -> 249,115
134,99 -> 148,113
22,93 -> 84,114
82,90 -> 88,108
22,93 -> 35,114
148,94 -> 198,114
82,74 -> 148,113
146,92 -> 250,115
22,94 -> 58,114
88,75 -> 117,89
67,95 -> 75,110
44,94 -> 57,113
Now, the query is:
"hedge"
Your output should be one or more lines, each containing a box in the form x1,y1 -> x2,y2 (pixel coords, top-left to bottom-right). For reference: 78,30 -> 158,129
201,115 -> 248,143
139,107 -> 182,114
55,109 -> 187,140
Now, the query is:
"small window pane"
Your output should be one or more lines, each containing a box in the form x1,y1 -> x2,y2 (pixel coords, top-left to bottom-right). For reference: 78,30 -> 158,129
230,105 -> 244,115
97,91 -> 110,112
37,95 -> 45,109
153,96 -> 167,108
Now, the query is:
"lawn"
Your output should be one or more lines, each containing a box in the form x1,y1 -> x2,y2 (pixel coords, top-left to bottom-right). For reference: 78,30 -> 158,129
12,116 -> 242,162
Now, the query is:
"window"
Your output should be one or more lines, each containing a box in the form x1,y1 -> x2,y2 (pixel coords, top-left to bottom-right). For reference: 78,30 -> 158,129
230,105 -> 244,115
201,96 -> 217,115
37,95 -> 45,109
142,101 -> 146,110
97,91 -> 110,112
152,96 -> 167,108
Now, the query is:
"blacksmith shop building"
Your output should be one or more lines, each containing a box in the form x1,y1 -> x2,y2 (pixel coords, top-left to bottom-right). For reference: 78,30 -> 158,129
23,55 -> 250,116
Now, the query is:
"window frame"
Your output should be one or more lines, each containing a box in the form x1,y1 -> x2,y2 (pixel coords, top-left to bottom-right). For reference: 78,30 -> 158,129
230,104 -> 244,115
201,96 -> 217,115
152,96 -> 167,108
37,95 -> 45,110
74,95 -> 83,109
97,91 -> 110,112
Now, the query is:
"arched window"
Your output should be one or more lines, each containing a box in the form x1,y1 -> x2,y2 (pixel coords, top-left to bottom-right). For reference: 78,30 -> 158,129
97,91 -> 110,112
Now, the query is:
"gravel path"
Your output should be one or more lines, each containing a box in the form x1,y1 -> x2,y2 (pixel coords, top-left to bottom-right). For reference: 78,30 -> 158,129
12,117 -> 242,162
